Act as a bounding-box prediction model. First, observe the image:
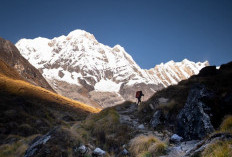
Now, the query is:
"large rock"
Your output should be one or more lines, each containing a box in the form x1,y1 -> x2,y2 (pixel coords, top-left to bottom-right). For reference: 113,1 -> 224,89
170,134 -> 183,143
177,84 -> 214,140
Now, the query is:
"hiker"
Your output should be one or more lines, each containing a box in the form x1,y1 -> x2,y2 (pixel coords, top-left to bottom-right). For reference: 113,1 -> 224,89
135,91 -> 144,105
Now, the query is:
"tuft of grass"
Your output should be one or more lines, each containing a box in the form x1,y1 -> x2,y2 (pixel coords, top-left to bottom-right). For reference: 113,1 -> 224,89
129,134 -> 167,157
201,139 -> 232,157
219,115 -> 232,134
137,151 -> 152,157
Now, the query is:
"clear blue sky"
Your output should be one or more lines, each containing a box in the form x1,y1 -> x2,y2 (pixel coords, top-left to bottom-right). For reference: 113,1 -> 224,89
0,0 -> 232,68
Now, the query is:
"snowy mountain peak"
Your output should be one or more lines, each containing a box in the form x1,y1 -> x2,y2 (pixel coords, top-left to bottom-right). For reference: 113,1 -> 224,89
67,29 -> 97,41
15,29 -> 208,107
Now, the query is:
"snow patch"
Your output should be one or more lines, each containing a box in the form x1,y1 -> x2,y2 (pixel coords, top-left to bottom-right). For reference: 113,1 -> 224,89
94,79 -> 121,92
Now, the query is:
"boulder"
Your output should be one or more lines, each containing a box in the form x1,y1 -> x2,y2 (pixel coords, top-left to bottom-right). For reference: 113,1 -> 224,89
24,128 -> 55,157
177,84 -> 214,140
138,124 -> 145,130
77,145 -> 88,154
92,147 -> 106,157
121,148 -> 129,155
170,134 -> 183,143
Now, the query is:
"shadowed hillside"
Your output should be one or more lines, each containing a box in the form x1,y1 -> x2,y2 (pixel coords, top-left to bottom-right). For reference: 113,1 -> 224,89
0,58 -> 101,156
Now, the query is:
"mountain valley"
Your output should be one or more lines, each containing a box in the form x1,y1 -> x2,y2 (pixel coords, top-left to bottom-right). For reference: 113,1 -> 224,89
0,32 -> 231,157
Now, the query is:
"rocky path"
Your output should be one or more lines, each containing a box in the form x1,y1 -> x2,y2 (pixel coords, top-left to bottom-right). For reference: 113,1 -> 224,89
115,103 -> 201,157
116,103 -> 151,132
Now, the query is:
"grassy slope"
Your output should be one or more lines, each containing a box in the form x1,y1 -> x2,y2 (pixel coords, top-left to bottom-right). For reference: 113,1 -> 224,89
0,59 -> 101,156
0,75 -> 100,114
0,58 -> 100,114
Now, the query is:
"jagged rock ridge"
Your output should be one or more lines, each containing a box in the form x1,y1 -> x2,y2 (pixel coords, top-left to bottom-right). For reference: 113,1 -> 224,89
15,30 -> 208,107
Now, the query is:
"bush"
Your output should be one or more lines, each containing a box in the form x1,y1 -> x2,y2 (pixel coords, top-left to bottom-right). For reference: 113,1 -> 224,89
129,134 -> 166,157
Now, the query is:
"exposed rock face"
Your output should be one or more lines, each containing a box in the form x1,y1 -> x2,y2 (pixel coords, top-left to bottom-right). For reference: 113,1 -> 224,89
0,37 -> 54,91
150,110 -> 163,129
24,129 -> 53,157
177,84 -> 214,140
15,29 -> 208,107
24,127 -> 85,157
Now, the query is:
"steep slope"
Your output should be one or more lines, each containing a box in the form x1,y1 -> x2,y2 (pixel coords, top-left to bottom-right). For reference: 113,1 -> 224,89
0,58 -> 100,114
15,29 -> 208,107
0,58 -> 100,156
0,37 -> 54,92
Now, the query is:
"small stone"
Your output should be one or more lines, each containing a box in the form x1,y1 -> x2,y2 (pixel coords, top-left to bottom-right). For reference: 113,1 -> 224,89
149,104 -> 154,110
138,124 -> 145,129
122,148 -> 129,155
170,134 -> 183,143
77,145 -> 87,154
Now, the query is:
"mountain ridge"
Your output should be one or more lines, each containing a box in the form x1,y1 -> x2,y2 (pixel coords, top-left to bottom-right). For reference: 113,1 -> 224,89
0,37 -> 54,92
16,29 -> 209,107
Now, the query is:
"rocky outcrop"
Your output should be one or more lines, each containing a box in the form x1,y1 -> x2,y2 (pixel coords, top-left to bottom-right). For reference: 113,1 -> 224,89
177,84 -> 214,140
24,128 -> 54,157
0,37 -> 54,91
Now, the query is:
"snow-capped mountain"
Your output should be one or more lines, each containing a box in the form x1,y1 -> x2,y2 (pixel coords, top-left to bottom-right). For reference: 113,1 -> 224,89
16,29 -> 209,107
146,59 -> 208,87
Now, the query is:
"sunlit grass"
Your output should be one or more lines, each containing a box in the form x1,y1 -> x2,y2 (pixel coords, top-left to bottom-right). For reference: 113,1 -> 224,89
202,140 -> 232,157
129,134 -> 167,157
0,75 -> 101,113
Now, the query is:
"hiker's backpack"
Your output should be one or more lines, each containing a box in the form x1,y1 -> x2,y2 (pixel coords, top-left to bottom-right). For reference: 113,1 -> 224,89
136,91 -> 142,98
